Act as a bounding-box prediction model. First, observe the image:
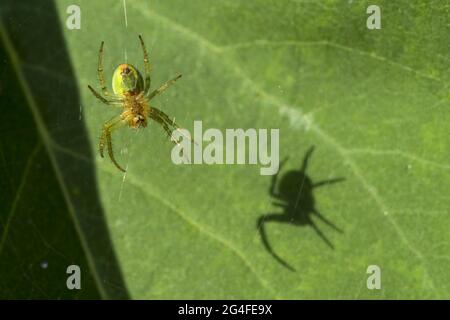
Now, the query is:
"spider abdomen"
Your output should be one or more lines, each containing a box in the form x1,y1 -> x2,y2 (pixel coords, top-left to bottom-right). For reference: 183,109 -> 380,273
112,63 -> 144,96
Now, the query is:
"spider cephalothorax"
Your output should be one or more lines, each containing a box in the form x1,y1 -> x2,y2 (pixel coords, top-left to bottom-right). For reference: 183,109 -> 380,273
88,35 -> 185,172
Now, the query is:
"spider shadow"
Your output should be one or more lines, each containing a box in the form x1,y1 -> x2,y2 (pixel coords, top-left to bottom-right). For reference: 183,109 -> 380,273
1,0 -> 128,298
256,146 -> 345,271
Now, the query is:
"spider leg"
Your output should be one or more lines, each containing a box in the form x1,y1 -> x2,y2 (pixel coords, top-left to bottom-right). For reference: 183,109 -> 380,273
99,115 -> 128,172
88,85 -> 122,106
160,121 -> 192,163
138,35 -> 151,95
150,107 -> 196,145
148,110 -> 192,163
148,108 -> 174,138
146,74 -> 182,100
97,41 -> 111,97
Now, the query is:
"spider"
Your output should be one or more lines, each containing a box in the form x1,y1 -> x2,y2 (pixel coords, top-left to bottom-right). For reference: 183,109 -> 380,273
88,35 -> 187,172
256,146 -> 345,271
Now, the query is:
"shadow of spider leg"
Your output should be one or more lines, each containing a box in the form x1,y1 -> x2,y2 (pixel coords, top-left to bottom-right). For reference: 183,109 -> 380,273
312,177 -> 346,189
256,214 -> 296,272
310,179 -> 345,238
310,177 -> 346,241
308,211 -> 337,249
257,146 -> 346,270
99,115 -> 128,172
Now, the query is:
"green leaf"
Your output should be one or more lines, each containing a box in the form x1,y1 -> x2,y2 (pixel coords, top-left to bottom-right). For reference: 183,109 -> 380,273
0,0 -> 127,299
2,0 -> 450,299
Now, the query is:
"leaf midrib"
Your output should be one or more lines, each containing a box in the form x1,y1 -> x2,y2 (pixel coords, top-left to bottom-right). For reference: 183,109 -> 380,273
0,22 -> 108,299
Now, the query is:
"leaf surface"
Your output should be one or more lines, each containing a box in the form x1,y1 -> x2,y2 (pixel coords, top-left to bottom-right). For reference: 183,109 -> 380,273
2,0 -> 449,299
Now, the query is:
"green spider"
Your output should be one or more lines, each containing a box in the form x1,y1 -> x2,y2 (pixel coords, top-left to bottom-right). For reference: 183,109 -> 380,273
88,35 -> 185,172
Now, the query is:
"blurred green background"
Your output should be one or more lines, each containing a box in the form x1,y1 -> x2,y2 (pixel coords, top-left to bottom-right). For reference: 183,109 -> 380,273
0,0 -> 449,299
